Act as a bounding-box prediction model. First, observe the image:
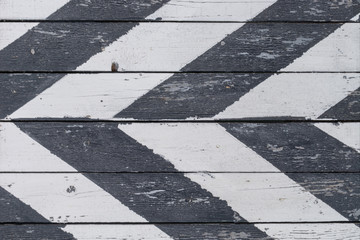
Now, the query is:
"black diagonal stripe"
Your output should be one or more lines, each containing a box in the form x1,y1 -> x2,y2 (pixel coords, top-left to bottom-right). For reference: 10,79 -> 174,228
116,2 -> 360,120
319,87 -> 360,120
251,0 -> 360,22
47,0 -> 169,21
221,123 -> 360,222
288,173 -> 360,222
0,0 -> 170,119
0,74 -> 63,119
0,187 -> 75,238
15,122 -> 270,239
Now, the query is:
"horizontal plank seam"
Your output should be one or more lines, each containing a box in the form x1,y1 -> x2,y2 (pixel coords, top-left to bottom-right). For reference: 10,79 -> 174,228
0,221 -> 359,225
0,20 -> 359,23
0,172 -> 359,174
1,71 -> 359,74
1,119 -> 359,123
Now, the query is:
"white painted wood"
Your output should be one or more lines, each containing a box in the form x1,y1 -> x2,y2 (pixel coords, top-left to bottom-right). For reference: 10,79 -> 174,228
76,22 -> 242,72
0,0 -> 70,20
186,172 -> 350,222
119,123 -> 279,172
62,224 -> 360,240
9,73 -> 173,119
0,23 -> 37,50
315,123 -> 360,153
146,0 -> 276,21
62,225 -> 172,240
215,73 -> 360,120
0,123 -> 74,172
283,23 -> 360,72
0,173 -> 153,223
255,223 -> 360,240
0,0 -> 275,21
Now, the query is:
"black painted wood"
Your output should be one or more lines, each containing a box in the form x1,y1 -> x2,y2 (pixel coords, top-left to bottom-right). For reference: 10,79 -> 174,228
289,173 -> 360,222
221,123 -> 360,173
320,87 -> 360,120
0,224 -> 272,240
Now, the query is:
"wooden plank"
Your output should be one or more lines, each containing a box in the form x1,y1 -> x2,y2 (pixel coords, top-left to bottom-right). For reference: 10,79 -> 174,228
2,122 -> 359,173
1,224 -> 360,240
0,22 -> 358,72
2,73 -> 357,120
0,173 -> 358,224
1,0 -> 359,22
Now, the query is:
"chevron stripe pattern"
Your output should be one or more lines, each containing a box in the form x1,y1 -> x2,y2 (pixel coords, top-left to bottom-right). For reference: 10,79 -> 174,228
0,0 -> 360,239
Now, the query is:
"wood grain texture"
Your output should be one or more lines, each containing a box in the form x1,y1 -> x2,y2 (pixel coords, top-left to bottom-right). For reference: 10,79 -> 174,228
0,23 -> 359,72
1,224 -> 360,240
1,73 -> 357,120
0,173 -> 358,223
1,0 -> 359,22
1,0 -> 359,238
1,122 -> 358,173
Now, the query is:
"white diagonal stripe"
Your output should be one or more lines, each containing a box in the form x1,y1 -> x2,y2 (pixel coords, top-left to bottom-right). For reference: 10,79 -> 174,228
146,0 -> 276,21
315,123 -> 360,153
9,73 -> 173,119
283,22 -> 360,72
255,223 -> 360,240
0,23 -> 37,51
76,22 -> 242,72
119,123 -> 278,172
62,225 -> 172,240
215,73 -> 360,119
0,0 -> 70,20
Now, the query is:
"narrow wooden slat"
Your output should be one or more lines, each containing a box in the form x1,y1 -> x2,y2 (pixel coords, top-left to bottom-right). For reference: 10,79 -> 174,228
1,224 -> 359,240
2,73 -> 359,120
0,22 -> 359,72
1,0 -> 359,22
0,173 -> 358,224
2,122 -> 358,173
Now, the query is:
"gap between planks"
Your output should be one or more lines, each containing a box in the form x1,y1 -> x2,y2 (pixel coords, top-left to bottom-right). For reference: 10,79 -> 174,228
1,20 -> 359,23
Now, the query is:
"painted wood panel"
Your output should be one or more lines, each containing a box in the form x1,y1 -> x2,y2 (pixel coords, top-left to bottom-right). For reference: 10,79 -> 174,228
0,173 -> 359,223
0,22 -> 359,72
1,224 -> 360,240
1,122 -> 359,173
1,0 -> 359,22
1,73 -> 359,120
1,0 -> 359,239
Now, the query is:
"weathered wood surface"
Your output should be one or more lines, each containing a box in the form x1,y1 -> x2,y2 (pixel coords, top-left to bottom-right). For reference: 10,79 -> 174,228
1,0 -> 359,22
0,173 -> 359,223
1,122 -> 359,172
1,0 -> 359,239
2,224 -> 359,240
0,22 -> 359,72
2,73 -> 358,120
